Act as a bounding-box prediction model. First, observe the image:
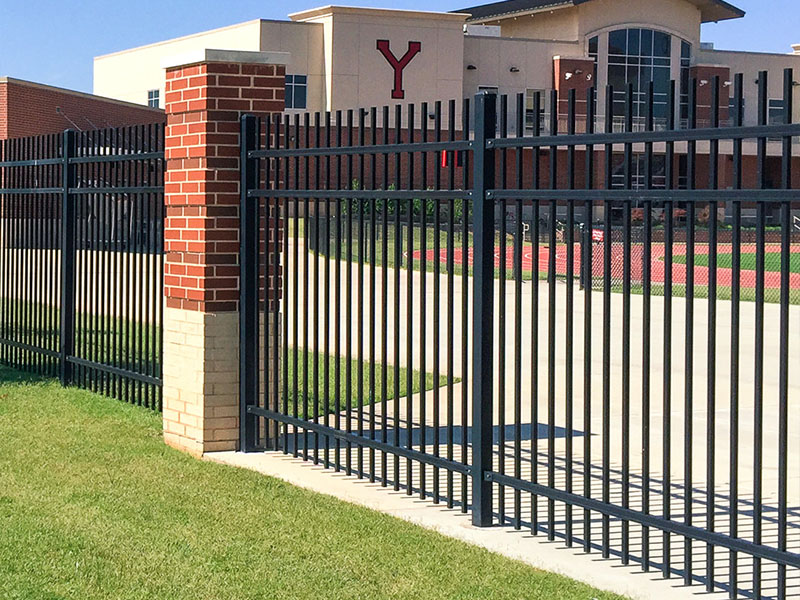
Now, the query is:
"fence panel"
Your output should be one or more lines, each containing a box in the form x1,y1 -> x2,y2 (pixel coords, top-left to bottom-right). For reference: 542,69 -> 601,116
242,68 -> 800,599
0,124 -> 164,409
241,102 -> 476,509
487,71 -> 800,599
0,132 -> 62,377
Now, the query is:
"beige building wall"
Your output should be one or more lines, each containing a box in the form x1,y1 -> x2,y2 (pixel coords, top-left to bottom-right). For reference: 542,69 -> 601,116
93,20 -> 264,106
91,1 -> 799,131
93,19 -> 320,112
463,35 -> 579,96
698,48 -> 800,126
480,0 -> 702,47
292,6 -> 467,125
576,0 -> 701,47
465,0 -> 706,128
497,6 -> 579,41
259,20 -> 325,114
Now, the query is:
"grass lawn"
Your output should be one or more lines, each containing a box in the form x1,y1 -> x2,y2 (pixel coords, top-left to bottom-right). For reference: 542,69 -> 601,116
290,218 -> 539,281
0,366 -> 625,600
672,251 -> 800,274
286,348 -> 454,418
609,281 -> 795,304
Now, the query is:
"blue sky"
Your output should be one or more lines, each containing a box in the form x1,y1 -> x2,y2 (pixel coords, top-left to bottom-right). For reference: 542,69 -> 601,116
0,0 -> 795,93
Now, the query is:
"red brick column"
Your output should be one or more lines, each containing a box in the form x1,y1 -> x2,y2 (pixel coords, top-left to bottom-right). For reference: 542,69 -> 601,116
553,56 -> 596,122
160,50 -> 287,456
690,65 -> 731,126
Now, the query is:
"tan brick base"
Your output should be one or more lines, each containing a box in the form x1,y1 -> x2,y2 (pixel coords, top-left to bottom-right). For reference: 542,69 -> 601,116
163,306 -> 282,455
162,307 -> 239,456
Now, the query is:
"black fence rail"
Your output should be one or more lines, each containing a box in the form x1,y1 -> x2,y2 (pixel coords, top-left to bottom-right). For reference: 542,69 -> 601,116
241,69 -> 800,599
0,124 -> 165,409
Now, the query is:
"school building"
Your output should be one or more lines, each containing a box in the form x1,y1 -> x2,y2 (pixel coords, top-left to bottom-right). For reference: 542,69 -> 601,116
93,0 -> 800,131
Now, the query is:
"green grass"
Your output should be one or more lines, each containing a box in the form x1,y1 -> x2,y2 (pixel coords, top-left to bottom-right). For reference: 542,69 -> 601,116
0,366 -> 625,600
286,348 -> 455,418
672,251 -> 800,274
295,219 -> 538,280
609,281 -> 798,304
0,299 -> 161,369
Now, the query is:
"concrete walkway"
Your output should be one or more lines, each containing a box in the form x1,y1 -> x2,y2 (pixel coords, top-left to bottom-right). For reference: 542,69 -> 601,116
247,239 -> 800,597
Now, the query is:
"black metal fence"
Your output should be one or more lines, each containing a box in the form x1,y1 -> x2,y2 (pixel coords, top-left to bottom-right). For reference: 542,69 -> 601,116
0,124 -> 165,409
241,69 -> 800,599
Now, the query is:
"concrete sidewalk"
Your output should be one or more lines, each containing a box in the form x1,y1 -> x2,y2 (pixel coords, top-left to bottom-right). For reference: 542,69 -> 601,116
256,239 -> 800,597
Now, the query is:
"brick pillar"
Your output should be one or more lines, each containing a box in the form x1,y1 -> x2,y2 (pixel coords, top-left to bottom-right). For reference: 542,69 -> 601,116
553,55 -> 596,119
161,49 -> 287,456
689,65 -> 731,126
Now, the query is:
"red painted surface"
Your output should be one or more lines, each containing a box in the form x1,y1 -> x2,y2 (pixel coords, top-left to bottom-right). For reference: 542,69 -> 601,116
411,243 -> 800,290
376,40 -> 422,100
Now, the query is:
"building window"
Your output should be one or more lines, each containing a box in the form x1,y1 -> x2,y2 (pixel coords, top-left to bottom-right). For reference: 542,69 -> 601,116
768,99 -> 786,142
768,99 -> 785,125
477,85 -> 499,94
285,75 -> 307,109
729,95 -> 745,124
611,153 -> 667,190
524,89 -> 546,135
606,28 -> 682,128
147,89 -> 159,109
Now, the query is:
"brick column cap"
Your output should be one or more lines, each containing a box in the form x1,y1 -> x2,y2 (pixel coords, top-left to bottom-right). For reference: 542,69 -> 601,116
690,63 -> 731,70
552,55 -> 595,62
161,49 -> 290,70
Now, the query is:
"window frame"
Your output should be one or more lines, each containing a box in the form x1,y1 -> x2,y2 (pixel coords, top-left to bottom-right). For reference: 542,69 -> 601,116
524,88 -> 547,136
285,74 -> 308,110
147,89 -> 160,109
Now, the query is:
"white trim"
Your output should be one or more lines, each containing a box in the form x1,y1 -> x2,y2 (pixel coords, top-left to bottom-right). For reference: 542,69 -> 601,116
161,49 -> 290,70
290,5 -> 469,22
584,22 -> 692,46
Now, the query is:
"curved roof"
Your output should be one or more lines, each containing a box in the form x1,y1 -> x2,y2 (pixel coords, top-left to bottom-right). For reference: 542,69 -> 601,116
456,0 -> 745,24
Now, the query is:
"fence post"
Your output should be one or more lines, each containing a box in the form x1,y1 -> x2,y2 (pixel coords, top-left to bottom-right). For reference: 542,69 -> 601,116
59,129 -> 76,386
472,92 -> 496,527
161,52 -> 286,457
239,114 -> 259,452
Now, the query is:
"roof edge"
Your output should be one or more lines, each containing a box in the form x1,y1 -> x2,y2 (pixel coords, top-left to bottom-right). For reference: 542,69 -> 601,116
456,0 -> 745,24
0,77 -> 164,112
292,5 -> 470,22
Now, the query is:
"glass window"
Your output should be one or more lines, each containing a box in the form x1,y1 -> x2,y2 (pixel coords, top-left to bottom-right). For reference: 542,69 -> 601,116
640,29 -> 653,57
285,75 -> 308,110
627,29 -> 641,57
524,89 -> 546,135
588,36 -> 598,57
729,95 -> 744,124
611,153 -> 668,191
606,28 -> 682,128
609,29 -> 627,56
147,89 -> 159,109
769,99 -> 785,125
679,41 -> 692,124
654,31 -> 671,57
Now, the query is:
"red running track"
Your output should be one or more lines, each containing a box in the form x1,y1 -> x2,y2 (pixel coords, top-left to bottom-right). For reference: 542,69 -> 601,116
410,243 -> 800,290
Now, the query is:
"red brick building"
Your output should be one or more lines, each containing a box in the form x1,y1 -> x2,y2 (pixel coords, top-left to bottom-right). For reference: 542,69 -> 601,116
0,77 -> 164,140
